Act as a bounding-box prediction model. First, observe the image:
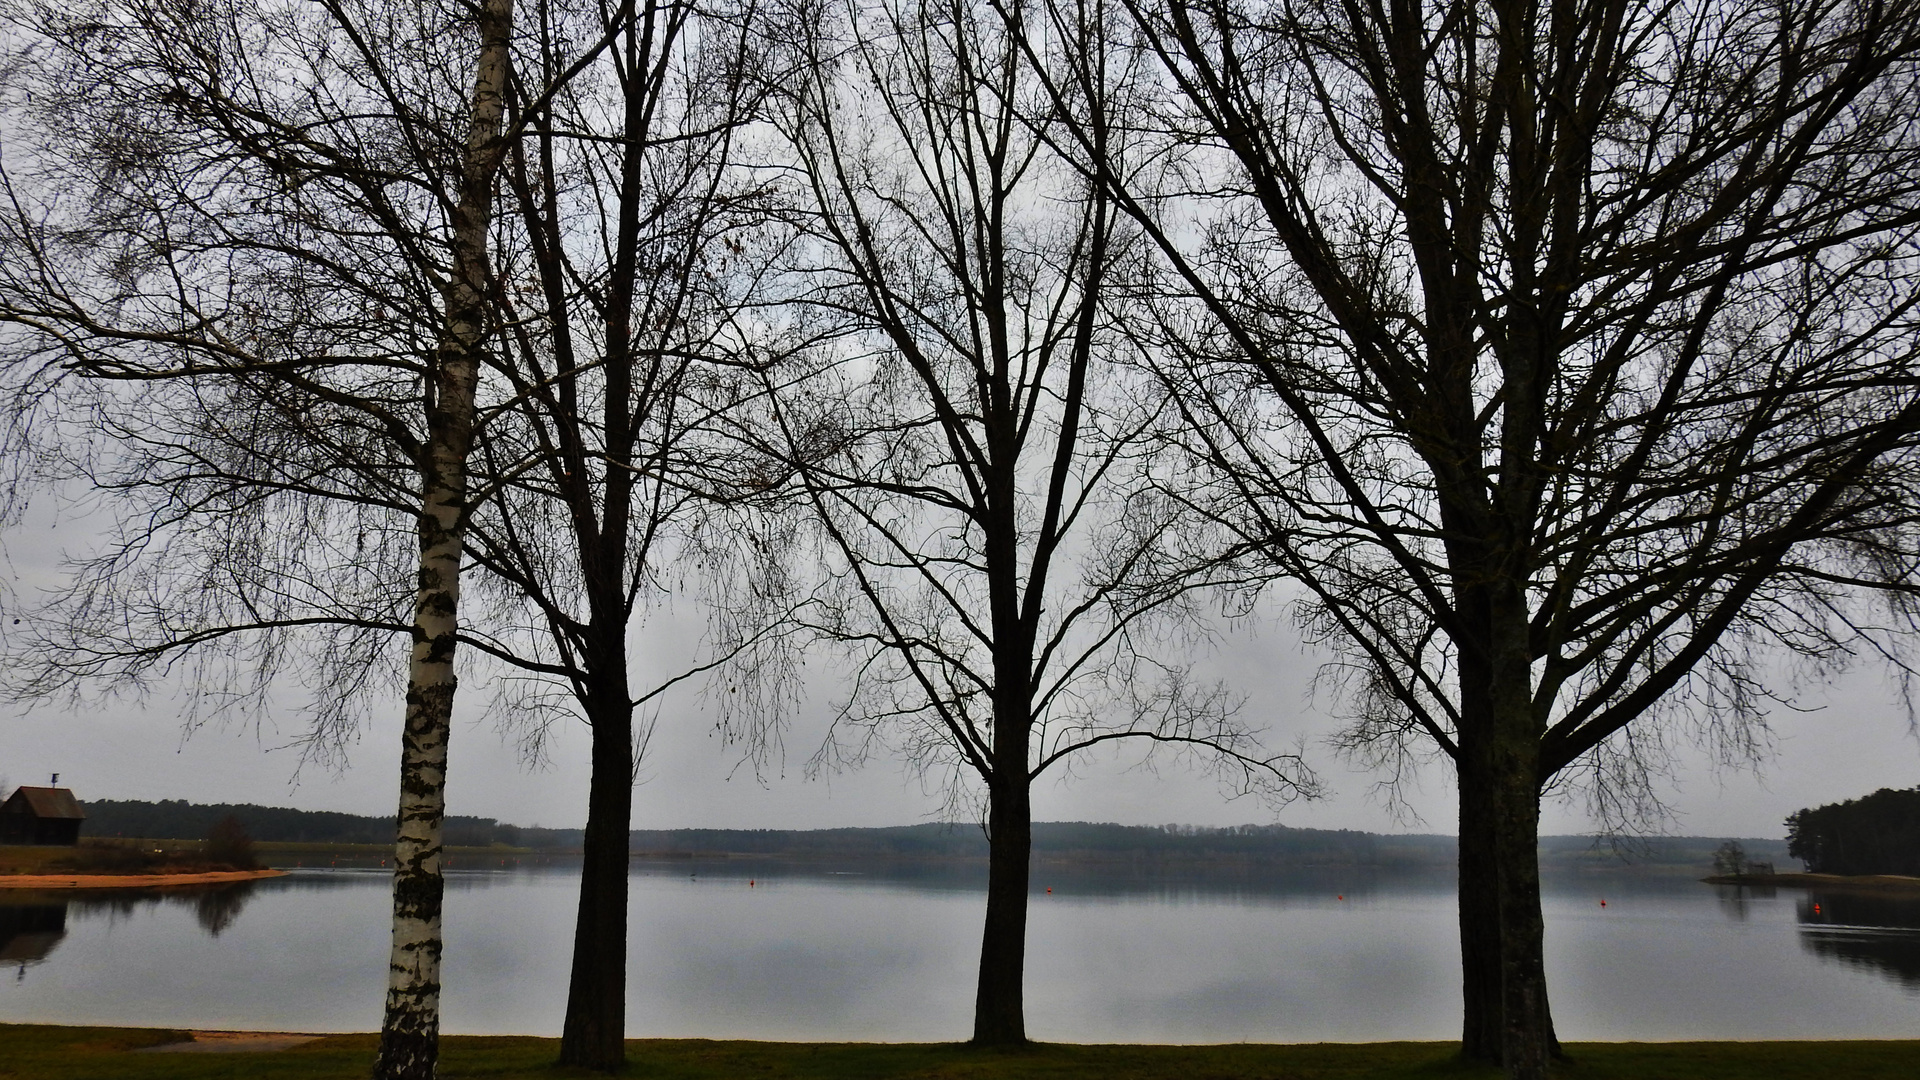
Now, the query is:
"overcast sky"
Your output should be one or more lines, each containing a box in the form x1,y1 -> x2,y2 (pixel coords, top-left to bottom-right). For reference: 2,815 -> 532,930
5,493 -> 1915,839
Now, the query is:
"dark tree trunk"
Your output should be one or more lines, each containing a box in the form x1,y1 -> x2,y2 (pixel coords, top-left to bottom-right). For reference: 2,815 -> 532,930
1488,592 -> 1553,1080
559,656 -> 635,1070
1449,560 -> 1507,1066
1454,586 -> 1560,1073
556,31 -> 645,1058
1491,749 -> 1552,1079
972,772 -> 1032,1045
1457,745 -> 1504,1063
1458,724 -> 1561,1077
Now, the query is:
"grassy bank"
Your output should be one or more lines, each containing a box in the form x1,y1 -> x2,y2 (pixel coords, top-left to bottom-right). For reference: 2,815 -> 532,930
0,841 -> 250,877
2,1026 -> 1915,1080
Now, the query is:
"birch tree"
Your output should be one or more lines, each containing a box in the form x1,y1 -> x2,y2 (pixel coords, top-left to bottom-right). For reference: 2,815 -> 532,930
0,0 -> 529,1074
0,1 -> 797,1069
377,0 -> 512,1073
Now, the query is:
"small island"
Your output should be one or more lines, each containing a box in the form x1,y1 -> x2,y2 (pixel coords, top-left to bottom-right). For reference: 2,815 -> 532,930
1703,786 -> 1920,894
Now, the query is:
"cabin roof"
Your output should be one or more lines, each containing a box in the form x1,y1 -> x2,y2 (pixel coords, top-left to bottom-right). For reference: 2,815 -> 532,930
3,787 -> 85,820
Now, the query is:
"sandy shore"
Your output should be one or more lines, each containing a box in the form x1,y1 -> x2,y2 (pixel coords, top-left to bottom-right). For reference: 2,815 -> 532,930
1702,871 -> 1920,892
0,868 -> 288,889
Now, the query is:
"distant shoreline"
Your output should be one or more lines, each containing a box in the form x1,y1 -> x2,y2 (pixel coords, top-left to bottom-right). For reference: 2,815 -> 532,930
68,801 -> 1798,868
1701,871 -> 1920,893
0,868 -> 287,889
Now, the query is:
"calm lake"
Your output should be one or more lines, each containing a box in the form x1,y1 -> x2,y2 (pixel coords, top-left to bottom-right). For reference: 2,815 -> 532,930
1,861 -> 1915,1041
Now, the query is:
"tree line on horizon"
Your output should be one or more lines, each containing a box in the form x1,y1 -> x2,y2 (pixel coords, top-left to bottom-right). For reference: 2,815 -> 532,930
72,797 -> 1794,869
75,799 -> 565,850
2,1 -> 1919,1079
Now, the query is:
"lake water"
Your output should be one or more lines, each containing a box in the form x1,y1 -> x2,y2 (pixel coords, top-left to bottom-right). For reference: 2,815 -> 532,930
1,861 -> 1915,1041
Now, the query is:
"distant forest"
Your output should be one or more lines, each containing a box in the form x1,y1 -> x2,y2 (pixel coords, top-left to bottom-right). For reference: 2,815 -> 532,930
629,821 -> 1444,867
79,799 -> 581,849
71,799 -> 1784,871
1786,788 -> 1920,876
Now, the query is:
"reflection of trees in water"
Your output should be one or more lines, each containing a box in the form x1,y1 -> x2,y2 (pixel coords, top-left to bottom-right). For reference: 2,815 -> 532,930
65,893 -> 145,921
1714,884 -> 1777,921
1798,892 -> 1920,931
0,883 -> 258,979
189,883 -> 254,936
51,883 -> 260,938
1798,892 -> 1920,992
0,901 -> 68,976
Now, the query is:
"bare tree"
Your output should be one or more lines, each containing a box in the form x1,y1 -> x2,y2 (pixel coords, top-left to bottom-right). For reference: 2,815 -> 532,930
381,4 -> 512,1073
751,0 -> 1315,1043
0,0 -> 535,1074
1022,0 -> 1920,1074
0,0 -> 797,1069
469,0 -> 794,1067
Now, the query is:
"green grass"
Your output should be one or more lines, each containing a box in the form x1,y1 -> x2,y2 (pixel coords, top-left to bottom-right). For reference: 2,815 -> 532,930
0,840 -> 233,876
2,1026 -> 1915,1080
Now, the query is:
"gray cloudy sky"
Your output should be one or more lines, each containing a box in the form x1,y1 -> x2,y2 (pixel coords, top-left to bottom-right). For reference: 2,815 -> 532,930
5,492 -> 1916,840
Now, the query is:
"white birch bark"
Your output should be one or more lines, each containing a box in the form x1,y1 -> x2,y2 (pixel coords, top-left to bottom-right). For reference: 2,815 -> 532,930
373,0 -> 513,1076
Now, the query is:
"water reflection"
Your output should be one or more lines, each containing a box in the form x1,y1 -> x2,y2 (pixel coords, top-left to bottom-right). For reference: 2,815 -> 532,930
191,884 -> 256,936
644,856 -> 1457,904
1714,883 -> 1777,921
1798,891 -> 1920,991
0,901 -> 66,976
6,867 -> 1920,1041
0,880 -> 260,978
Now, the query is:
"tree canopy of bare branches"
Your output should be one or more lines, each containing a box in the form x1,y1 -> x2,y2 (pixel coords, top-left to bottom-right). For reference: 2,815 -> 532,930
1019,0 -> 1920,1074
0,0 -> 804,1072
750,0 -> 1316,1043
0,0 -> 525,1073
466,0 -> 795,1066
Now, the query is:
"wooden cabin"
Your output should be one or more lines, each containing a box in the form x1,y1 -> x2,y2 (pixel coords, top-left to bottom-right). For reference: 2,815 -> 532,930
0,787 -> 85,846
